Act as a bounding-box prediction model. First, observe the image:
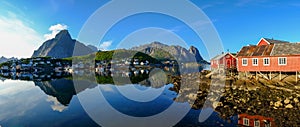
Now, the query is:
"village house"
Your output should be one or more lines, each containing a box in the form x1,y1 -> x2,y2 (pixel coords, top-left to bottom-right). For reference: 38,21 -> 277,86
1,66 -> 9,71
236,38 -> 300,80
238,113 -> 274,127
211,52 -> 237,70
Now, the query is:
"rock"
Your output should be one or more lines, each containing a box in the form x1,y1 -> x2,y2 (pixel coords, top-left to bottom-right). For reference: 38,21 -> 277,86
294,98 -> 299,103
187,93 -> 197,100
285,104 -> 293,109
212,102 -> 219,109
284,98 -> 290,104
270,101 -> 274,105
274,101 -> 282,108
241,98 -> 246,103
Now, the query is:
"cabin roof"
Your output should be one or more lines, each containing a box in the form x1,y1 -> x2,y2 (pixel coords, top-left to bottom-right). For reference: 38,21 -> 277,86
237,41 -> 300,57
237,44 -> 274,57
264,38 -> 289,44
271,43 -> 300,55
211,53 -> 235,60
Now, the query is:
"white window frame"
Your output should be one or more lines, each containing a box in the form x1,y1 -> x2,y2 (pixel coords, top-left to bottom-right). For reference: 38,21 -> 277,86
278,57 -> 287,65
263,58 -> 270,66
243,118 -> 250,126
254,120 -> 260,127
265,122 -> 271,127
242,58 -> 248,66
252,58 -> 258,66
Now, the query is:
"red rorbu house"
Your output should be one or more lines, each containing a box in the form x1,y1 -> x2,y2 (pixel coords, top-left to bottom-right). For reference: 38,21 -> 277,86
211,52 -> 237,71
238,113 -> 275,127
236,38 -> 300,80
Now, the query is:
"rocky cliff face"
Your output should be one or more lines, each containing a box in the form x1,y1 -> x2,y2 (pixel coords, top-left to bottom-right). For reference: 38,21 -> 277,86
131,42 -> 205,63
32,30 -> 95,58
189,46 -> 203,62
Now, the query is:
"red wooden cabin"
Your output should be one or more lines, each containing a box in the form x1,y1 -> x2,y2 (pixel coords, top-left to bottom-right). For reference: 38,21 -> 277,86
237,38 -> 300,72
238,113 -> 275,127
211,52 -> 237,70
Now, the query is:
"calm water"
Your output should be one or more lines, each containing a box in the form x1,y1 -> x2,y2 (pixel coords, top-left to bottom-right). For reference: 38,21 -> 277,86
0,75 -> 237,127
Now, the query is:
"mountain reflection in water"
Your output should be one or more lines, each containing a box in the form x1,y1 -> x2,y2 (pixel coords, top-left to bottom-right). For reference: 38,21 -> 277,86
0,68 -> 283,126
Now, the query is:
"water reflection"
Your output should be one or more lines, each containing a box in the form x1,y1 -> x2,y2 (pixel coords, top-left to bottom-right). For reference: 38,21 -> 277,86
34,79 -> 77,106
46,96 -> 68,112
0,66 -> 288,126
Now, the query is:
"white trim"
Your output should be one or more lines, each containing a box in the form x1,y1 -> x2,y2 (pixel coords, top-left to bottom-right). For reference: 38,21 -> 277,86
254,120 -> 260,127
270,43 -> 276,55
256,38 -> 270,45
263,58 -> 270,66
243,118 -> 250,126
252,58 -> 258,66
242,58 -> 248,66
237,58 -> 239,71
278,57 -> 287,65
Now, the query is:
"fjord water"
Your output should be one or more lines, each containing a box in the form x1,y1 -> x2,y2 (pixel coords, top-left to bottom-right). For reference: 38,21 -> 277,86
0,77 -> 237,127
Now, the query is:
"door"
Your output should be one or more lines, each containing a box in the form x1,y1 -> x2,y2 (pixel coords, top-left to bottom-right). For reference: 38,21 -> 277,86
226,59 -> 231,69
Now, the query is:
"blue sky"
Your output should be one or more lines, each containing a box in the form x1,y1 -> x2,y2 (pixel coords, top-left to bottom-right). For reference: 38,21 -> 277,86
1,0 -> 300,60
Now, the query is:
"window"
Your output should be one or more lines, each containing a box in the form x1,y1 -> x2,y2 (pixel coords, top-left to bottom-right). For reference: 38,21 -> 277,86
263,58 -> 270,66
242,58 -> 248,66
254,120 -> 260,127
278,57 -> 287,65
252,58 -> 258,66
243,118 -> 250,126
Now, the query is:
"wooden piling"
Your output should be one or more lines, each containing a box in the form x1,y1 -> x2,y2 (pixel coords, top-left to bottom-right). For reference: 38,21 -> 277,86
296,71 -> 298,83
279,71 -> 282,80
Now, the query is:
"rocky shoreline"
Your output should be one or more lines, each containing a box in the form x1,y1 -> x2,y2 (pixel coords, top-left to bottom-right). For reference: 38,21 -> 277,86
169,72 -> 300,126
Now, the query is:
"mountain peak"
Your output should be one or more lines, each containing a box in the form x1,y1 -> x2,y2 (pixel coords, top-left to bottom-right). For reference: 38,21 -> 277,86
32,29 -> 95,58
151,41 -> 163,45
189,46 -> 203,62
54,30 -> 71,40
131,42 -> 206,63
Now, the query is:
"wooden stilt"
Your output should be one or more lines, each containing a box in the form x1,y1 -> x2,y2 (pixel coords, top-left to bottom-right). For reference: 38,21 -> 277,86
296,71 -> 298,83
256,71 -> 258,80
279,71 -> 282,81
269,72 -> 272,80
259,71 -> 269,80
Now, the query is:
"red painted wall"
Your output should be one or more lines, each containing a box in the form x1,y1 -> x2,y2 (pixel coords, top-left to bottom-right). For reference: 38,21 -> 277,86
211,54 -> 236,69
238,114 -> 275,127
237,55 -> 300,72
257,39 -> 269,46
210,60 -> 218,69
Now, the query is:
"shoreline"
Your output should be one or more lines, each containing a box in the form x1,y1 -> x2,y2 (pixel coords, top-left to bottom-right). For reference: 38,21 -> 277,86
170,72 -> 300,126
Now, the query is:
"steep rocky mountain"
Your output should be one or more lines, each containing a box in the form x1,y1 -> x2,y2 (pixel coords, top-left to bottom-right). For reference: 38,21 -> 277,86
131,42 -> 206,63
87,45 -> 99,52
0,56 -> 18,64
189,46 -> 203,62
32,30 -> 95,58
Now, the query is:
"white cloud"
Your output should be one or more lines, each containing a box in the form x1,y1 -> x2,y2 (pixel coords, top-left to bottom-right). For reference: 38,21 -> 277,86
99,41 -> 112,51
0,81 -> 43,121
44,24 -> 68,40
46,96 -> 68,112
0,14 -> 43,58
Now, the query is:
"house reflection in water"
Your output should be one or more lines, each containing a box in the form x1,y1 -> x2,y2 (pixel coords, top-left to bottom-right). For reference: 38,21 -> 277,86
238,113 -> 275,127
